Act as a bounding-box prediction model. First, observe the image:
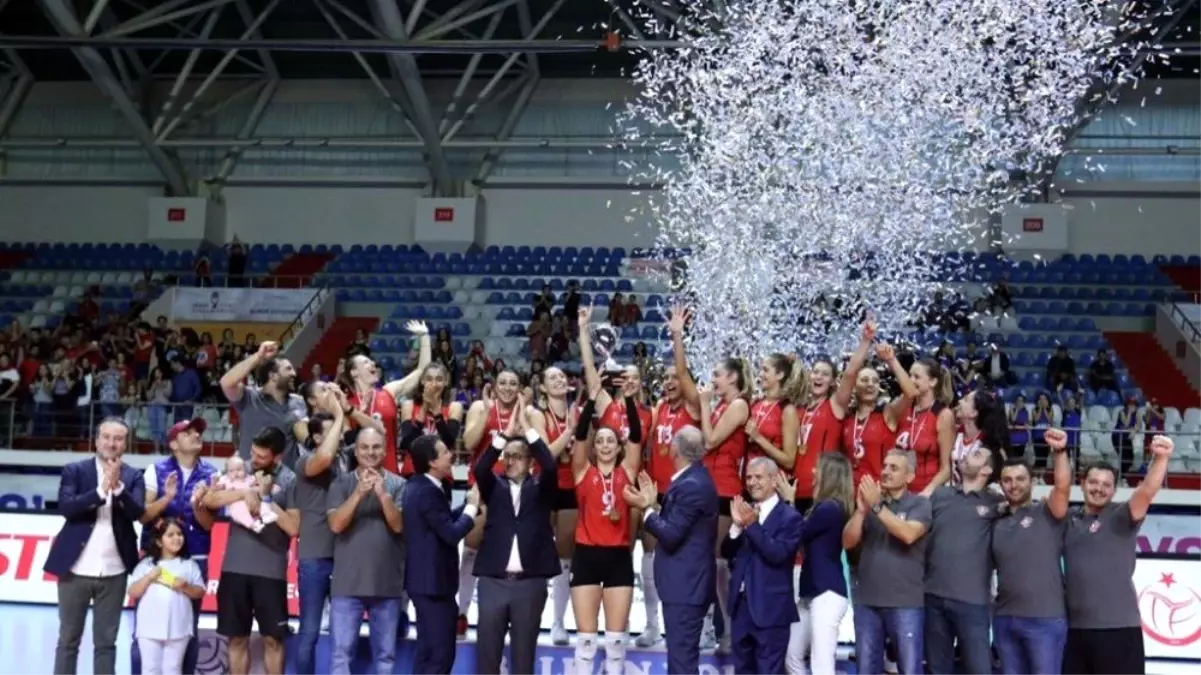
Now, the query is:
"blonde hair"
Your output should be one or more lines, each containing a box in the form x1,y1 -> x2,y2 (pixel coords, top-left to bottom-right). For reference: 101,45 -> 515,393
811,453 -> 855,517
769,353 -> 807,406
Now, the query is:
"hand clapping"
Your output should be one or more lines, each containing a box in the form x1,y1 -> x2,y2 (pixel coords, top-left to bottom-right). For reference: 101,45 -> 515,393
731,496 -> 756,527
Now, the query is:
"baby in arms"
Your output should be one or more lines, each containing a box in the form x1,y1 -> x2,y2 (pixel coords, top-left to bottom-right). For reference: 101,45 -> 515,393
215,457 -> 278,533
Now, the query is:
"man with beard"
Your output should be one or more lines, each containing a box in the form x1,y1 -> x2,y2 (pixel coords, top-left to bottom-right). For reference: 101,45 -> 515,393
285,389 -> 346,675
326,427 -> 407,674
991,427 -> 1071,675
220,341 -> 307,465
133,417 -> 219,675
923,444 -> 1006,674
203,427 -> 300,675
843,450 -> 931,675
1062,434 -> 1174,675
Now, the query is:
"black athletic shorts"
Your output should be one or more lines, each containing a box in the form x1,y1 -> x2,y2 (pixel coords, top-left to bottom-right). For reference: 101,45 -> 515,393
1063,626 -> 1145,675
570,544 -> 635,588
216,571 -> 290,641
552,487 -> 577,511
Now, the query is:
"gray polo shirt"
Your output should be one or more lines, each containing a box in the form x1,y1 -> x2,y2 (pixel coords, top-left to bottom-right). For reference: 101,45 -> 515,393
289,449 -> 340,561
220,463 -> 296,580
924,486 -> 1006,605
232,386 -> 307,461
992,500 -> 1067,618
326,470 -> 407,598
853,492 -> 933,608
1064,501 -> 1143,629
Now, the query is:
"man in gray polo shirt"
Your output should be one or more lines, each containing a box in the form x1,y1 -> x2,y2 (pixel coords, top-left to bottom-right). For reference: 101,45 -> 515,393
1063,434 -> 1173,675
992,427 -> 1072,675
844,449 -> 932,675
220,340 -> 306,463
285,390 -> 345,675
326,427 -> 407,674
923,443 -> 1006,674
202,426 -> 299,675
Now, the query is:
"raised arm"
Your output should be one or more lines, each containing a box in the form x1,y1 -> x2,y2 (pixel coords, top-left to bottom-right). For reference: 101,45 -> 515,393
384,321 -> 431,399
877,343 -> 917,429
1130,436 -> 1173,522
668,305 -> 700,406
221,341 -> 276,404
577,306 -> 613,412
832,321 -> 877,418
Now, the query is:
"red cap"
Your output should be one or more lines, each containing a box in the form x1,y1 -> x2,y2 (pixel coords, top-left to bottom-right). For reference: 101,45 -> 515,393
167,418 -> 207,443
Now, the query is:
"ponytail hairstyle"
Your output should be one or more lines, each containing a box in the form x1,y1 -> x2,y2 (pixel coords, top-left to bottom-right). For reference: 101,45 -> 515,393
722,356 -> 753,400
973,389 -> 1010,471
769,353 -> 807,406
916,356 -> 953,405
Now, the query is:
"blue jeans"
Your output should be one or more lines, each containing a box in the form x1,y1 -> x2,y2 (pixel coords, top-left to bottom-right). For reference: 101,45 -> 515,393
296,558 -> 334,675
924,594 -> 993,675
994,615 -> 1067,675
330,596 -> 402,675
854,605 -> 924,675
131,558 -> 208,674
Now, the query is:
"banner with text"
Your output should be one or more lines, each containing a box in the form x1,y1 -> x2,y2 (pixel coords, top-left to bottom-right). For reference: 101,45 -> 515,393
171,288 -> 316,322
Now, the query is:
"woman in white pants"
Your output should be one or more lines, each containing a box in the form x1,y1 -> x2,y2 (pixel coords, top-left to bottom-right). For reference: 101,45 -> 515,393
785,453 -> 854,675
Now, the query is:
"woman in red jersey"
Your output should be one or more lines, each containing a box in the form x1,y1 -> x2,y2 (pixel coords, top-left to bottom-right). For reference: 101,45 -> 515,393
567,377 -> 644,675
527,365 -> 581,645
633,305 -> 702,647
842,342 -> 917,489
795,321 -> 876,511
339,320 -> 431,474
696,355 -> 751,652
900,356 -> 956,495
399,362 -> 464,473
745,353 -> 805,477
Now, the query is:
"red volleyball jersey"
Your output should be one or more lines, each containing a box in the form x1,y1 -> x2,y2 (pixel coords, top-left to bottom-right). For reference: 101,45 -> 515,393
649,401 -> 699,493
795,398 -> 843,497
599,398 -> 653,445
843,409 -> 898,489
406,402 -> 451,477
898,404 -> 944,493
744,399 -> 785,479
703,399 -> 747,498
469,402 -> 517,486
575,465 -> 633,547
347,388 -> 399,474
543,404 -> 574,490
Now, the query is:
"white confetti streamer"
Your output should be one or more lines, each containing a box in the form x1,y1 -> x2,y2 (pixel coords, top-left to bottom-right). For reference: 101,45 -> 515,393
618,0 -> 1174,372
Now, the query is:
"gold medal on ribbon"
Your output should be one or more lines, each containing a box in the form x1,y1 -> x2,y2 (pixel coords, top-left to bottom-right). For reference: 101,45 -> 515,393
607,510 -> 621,523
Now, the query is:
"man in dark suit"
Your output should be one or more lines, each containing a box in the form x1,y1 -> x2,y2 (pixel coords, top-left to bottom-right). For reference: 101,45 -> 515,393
472,406 -> 559,675
721,457 -> 804,674
44,417 -> 146,675
624,425 -> 717,675
403,434 -> 480,674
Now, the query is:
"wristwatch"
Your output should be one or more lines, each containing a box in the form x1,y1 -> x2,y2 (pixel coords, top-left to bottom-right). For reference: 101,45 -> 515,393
871,502 -> 884,515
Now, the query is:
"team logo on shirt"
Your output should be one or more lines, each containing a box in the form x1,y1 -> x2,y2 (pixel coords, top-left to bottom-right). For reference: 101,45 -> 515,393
976,505 -> 989,517
1020,516 -> 1033,528
897,512 -> 908,521
372,412 -> 383,422
1089,520 -> 1102,533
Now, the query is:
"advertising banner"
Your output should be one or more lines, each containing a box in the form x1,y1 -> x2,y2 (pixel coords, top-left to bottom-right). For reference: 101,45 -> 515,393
171,288 -> 316,322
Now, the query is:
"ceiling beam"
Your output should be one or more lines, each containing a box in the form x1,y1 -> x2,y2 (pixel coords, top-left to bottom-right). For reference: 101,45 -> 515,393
0,35 -> 684,52
369,0 -> 455,196
38,0 -> 191,195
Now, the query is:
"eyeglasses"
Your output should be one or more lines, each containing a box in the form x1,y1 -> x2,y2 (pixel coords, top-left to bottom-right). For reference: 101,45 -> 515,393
503,453 -> 530,462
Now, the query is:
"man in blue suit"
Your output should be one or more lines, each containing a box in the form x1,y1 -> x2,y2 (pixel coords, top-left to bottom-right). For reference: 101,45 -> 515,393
44,418 -> 145,675
625,425 -> 718,675
403,434 -> 480,675
721,457 -> 804,674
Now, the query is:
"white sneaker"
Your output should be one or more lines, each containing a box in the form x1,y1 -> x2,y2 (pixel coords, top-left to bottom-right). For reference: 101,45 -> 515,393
884,656 -> 899,674
699,626 -> 718,651
551,622 -> 569,646
634,626 -> 660,648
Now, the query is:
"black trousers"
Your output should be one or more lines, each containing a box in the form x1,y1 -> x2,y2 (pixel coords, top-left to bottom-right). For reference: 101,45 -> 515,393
1063,626 -> 1145,675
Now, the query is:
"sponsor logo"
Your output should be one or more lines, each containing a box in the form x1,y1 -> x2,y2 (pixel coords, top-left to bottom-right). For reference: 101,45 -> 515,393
1139,572 -> 1201,648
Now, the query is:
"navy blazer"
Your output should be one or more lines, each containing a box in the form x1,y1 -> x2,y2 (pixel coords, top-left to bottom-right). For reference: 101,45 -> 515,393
473,435 -> 560,579
645,461 -> 718,606
402,473 -> 475,597
44,458 -> 145,578
721,499 -> 804,628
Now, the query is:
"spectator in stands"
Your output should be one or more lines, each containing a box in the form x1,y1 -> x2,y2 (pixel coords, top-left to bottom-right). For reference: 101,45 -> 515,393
345,329 -> 371,359
221,341 -> 306,464
609,292 -> 627,327
1030,393 -> 1054,471
194,251 -> 212,287
464,341 -> 493,374
1142,400 -> 1165,464
217,329 -> 238,362
95,359 -> 124,420
547,318 -> 571,363
534,284 -> 555,319
241,333 -> 259,356
1045,345 -> 1077,391
31,364 -> 54,436
1008,394 -> 1030,458
227,236 -> 248,288
1088,349 -> 1119,394
623,296 -> 642,326
132,323 -> 156,381
52,359 -> 83,437
491,359 -> 509,381
989,278 -> 1014,313
195,333 -> 218,372
45,418 -> 144,675
563,281 -> 581,330
458,372 -> 486,406
983,344 -> 1017,387
1062,396 -> 1082,458
146,368 -> 173,451
1112,399 -> 1139,479
170,358 -> 202,425
528,314 -> 550,361
0,353 -> 17,440
435,337 -> 458,381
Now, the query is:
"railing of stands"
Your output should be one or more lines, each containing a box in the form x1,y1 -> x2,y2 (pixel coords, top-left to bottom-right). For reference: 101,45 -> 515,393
277,288 -> 328,351
1170,302 -> 1201,350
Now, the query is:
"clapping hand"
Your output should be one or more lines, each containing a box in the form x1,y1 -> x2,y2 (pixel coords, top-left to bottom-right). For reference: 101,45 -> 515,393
622,472 -> 656,510
190,481 -> 208,507
697,384 -> 715,405
506,395 -> 525,436
859,476 -> 882,508
731,496 -> 756,528
775,474 -> 796,503
163,473 -> 179,500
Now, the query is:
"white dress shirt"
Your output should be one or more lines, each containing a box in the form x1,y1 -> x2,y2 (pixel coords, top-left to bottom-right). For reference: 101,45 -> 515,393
425,472 -> 479,520
496,429 -> 541,573
71,459 -> 127,577
728,493 -> 779,539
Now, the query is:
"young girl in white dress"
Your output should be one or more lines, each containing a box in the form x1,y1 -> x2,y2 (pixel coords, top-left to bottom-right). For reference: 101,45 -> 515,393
127,518 -> 207,675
